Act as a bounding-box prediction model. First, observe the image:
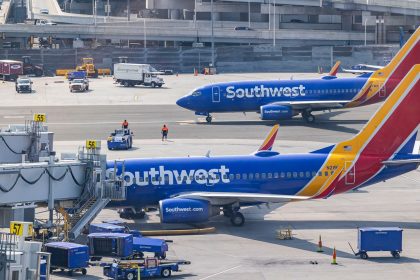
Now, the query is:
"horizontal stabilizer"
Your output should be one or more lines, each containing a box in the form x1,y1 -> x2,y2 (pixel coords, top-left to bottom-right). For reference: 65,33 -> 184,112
382,157 -> 420,166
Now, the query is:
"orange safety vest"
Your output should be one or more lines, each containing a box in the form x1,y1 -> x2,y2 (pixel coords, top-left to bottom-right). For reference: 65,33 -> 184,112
162,126 -> 168,132
122,121 -> 128,127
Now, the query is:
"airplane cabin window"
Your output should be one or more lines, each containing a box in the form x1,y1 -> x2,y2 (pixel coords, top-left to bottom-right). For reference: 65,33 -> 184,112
255,173 -> 260,179
324,171 -> 329,176
286,172 -> 291,178
236,174 -> 241,180
280,172 -> 285,178
243,173 -> 248,179
223,175 -> 228,179
261,173 -> 266,179
274,172 -> 279,178
318,172 -> 322,176
312,171 -> 317,177
249,173 -> 254,179
268,173 -> 273,179
299,172 -> 304,178
229,174 -> 234,180
306,171 -> 311,178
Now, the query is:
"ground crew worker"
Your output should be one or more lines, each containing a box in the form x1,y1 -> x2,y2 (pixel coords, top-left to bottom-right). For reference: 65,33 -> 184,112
122,120 -> 129,129
161,124 -> 168,141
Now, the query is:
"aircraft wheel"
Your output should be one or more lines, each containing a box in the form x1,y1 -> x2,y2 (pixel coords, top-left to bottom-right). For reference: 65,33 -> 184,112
302,111 -> 315,123
206,115 -> 212,123
230,212 -> 245,227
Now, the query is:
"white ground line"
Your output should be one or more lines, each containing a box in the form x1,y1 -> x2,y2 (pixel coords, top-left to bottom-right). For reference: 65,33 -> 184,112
198,265 -> 242,280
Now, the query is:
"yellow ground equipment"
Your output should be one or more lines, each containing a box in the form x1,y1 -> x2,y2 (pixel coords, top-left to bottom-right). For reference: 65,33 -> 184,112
76,58 -> 99,78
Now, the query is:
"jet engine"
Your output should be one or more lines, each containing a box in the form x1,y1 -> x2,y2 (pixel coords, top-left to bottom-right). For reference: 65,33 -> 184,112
260,104 -> 294,120
159,198 -> 218,223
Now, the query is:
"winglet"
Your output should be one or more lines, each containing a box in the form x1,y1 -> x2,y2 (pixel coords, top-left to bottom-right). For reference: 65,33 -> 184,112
257,125 -> 279,152
329,61 -> 341,76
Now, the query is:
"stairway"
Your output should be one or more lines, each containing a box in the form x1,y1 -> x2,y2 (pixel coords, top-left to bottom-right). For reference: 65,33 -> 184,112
68,197 -> 111,240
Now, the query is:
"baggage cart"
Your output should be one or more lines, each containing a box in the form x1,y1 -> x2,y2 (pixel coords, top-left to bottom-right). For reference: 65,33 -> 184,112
44,242 -> 89,276
349,227 -> 403,259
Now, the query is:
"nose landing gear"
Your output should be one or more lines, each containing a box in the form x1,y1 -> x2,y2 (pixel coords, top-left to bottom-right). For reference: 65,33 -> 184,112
223,206 -> 245,226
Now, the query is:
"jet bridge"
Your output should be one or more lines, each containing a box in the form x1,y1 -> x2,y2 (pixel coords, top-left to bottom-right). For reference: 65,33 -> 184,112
0,116 -> 127,240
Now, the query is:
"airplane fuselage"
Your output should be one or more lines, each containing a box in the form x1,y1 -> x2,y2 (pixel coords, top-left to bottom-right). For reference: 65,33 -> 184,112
106,150 -> 418,208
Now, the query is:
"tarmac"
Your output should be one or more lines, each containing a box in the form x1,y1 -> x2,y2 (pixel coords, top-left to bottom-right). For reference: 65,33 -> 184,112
1,73 -> 419,279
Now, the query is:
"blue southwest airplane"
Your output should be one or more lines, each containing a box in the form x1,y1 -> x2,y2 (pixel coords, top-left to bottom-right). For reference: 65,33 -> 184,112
176,28 -> 419,123
108,65 -> 420,226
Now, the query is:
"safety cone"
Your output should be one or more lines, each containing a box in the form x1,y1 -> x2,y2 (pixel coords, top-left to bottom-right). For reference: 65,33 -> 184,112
331,247 -> 338,265
317,235 -> 324,252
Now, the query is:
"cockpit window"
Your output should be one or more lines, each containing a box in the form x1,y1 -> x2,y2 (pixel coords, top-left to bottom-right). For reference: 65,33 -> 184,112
192,91 -> 201,97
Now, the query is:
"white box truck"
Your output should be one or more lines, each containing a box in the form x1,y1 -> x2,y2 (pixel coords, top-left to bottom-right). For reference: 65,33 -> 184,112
113,63 -> 165,88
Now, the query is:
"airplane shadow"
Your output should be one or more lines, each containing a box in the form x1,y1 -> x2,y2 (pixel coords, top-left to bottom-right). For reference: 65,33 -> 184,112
210,219 -> 420,262
197,118 -> 365,135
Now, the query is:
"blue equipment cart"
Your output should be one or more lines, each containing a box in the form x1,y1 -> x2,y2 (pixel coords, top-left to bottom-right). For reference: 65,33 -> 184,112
103,258 -> 190,279
107,129 -> 133,150
350,227 -> 403,259
88,223 -> 169,260
88,233 -> 133,258
68,71 -> 87,81
44,242 -> 89,276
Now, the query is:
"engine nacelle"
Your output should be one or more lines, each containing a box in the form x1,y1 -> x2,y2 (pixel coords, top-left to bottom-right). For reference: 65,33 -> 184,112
159,198 -> 211,224
260,104 -> 294,120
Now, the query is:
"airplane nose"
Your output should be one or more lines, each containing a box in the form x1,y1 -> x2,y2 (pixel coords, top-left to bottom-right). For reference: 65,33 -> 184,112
176,96 -> 189,109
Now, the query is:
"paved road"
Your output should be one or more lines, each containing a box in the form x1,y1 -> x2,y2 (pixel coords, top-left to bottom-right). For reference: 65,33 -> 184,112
0,104 -> 379,142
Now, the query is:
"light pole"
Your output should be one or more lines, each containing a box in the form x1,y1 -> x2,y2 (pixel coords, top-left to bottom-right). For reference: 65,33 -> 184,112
268,0 -> 270,30
248,0 -> 250,28
273,0 -> 276,47
211,0 -> 214,67
127,0 -> 130,22
364,18 -> 368,46
194,0 -> 197,28
143,18 -> 146,49
92,0 -> 97,27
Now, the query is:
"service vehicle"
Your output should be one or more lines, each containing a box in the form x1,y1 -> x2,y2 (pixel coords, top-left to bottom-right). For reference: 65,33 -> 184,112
114,63 -> 164,88
34,19 -> 56,25
22,56 -> 44,76
39,8 -> 49,14
0,60 -> 23,81
69,78 -> 89,92
15,77 -> 33,93
67,70 -> 87,81
107,129 -> 133,150
76,57 -> 99,78
103,258 -> 190,279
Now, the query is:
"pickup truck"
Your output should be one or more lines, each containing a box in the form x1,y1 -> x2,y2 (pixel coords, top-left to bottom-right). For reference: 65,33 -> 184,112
15,78 -> 33,93
69,78 -> 89,92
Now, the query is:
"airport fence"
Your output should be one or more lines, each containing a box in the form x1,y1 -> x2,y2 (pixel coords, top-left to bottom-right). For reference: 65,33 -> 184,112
0,44 -> 399,74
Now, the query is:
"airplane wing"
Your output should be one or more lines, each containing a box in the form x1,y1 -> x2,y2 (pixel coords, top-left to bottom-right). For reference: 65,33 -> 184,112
342,68 -> 376,74
272,100 -> 351,110
256,124 -> 279,152
175,192 -> 311,205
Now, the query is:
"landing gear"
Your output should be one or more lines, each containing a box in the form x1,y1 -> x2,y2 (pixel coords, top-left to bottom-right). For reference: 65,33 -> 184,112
206,115 -> 213,123
230,212 -> 245,227
119,208 -> 146,219
302,110 -> 315,123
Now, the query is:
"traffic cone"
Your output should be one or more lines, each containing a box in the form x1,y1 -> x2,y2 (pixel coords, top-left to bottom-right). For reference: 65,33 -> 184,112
331,247 -> 338,265
317,235 -> 324,252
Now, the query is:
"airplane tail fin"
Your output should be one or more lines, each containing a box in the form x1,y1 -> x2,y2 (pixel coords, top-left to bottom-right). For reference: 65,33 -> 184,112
256,124 -> 279,152
328,61 -> 341,76
338,65 -> 420,158
347,27 -> 419,107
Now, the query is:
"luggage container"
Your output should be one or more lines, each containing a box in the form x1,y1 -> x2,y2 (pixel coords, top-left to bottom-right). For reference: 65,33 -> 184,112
133,237 -> 169,259
88,233 -> 133,258
349,227 -> 403,259
89,223 -> 126,234
44,242 -> 89,276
